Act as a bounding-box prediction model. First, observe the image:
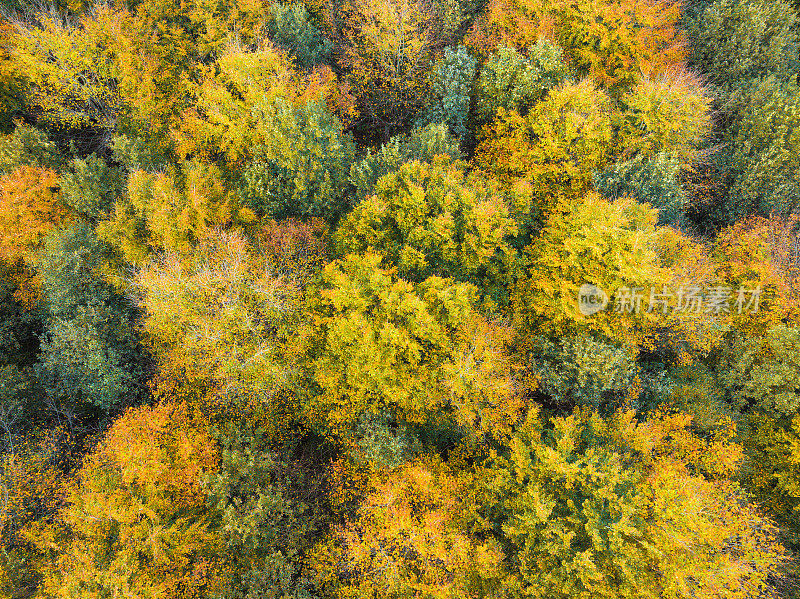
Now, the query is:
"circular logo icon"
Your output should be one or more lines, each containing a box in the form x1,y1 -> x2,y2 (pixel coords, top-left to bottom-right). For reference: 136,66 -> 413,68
577,283 -> 608,316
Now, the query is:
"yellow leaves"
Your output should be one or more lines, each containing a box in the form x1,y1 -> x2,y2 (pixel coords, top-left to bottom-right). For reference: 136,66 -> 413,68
475,79 -> 615,208
175,43 -> 345,170
467,0 -> 686,92
323,456 -> 505,599
7,8 -> 121,130
135,229 -> 298,425
712,217 -> 793,336
619,70 -> 712,161
513,191 -> 664,344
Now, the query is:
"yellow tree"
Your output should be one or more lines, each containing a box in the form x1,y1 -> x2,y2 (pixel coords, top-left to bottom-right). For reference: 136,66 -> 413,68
314,456 -> 506,599
475,79 -> 615,214
29,402 -> 226,599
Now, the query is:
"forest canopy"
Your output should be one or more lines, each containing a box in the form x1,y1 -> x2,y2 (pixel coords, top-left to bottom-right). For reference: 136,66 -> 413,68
1,0 -> 800,597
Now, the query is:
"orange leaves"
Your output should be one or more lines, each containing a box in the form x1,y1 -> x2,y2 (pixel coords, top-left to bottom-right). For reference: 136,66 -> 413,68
0,165 -> 70,263
34,401 -> 226,599
99,402 -> 219,509
253,217 -> 329,286
467,0 -> 686,92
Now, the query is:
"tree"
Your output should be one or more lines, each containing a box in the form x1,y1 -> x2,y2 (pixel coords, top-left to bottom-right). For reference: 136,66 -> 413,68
7,9 -> 121,133
511,192 -> 665,345
315,456 -> 505,599
684,0 -> 799,107
0,165 -> 71,263
415,44 -> 477,139
525,334 -> 639,412
716,326 -> 800,418
267,2 -> 333,69
466,0 -> 685,93
0,18 -> 22,133
473,40 -> 569,127
335,157 -> 517,305
97,161 -> 238,266
299,252 -> 521,447
135,229 -> 299,424
173,42 -> 355,190
35,222 -> 145,417
616,72 -> 711,162
239,97 -> 356,222
723,79 -> 800,219
467,406 -> 785,599
0,122 -> 63,177
329,0 -> 463,137
711,217 -> 793,336
31,401 -> 226,599
475,79 -> 615,213
59,154 -> 124,220
204,421 -> 325,599
349,122 -> 462,202
594,153 -> 686,227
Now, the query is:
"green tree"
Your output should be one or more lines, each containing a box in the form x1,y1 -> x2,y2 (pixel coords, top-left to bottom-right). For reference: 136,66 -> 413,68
335,157 -> 517,301
723,79 -> 800,219
0,122 -> 63,176
267,2 -> 332,69
349,123 -> 462,202
240,98 -> 356,222
34,222 -> 144,416
474,40 -> 569,127
684,0 -> 799,107
415,45 -> 477,139
60,154 -> 124,220
526,334 -> 638,412
204,422 -> 324,599
594,153 -> 686,227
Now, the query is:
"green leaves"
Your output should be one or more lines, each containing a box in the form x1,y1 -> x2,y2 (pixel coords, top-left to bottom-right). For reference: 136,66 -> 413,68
718,325 -> 800,417
474,40 -> 569,126
336,157 -> 516,288
240,98 -> 355,221
416,45 -> 477,138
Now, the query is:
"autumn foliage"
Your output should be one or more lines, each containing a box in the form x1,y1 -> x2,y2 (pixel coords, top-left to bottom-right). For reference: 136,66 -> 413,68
1,0 -> 800,596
